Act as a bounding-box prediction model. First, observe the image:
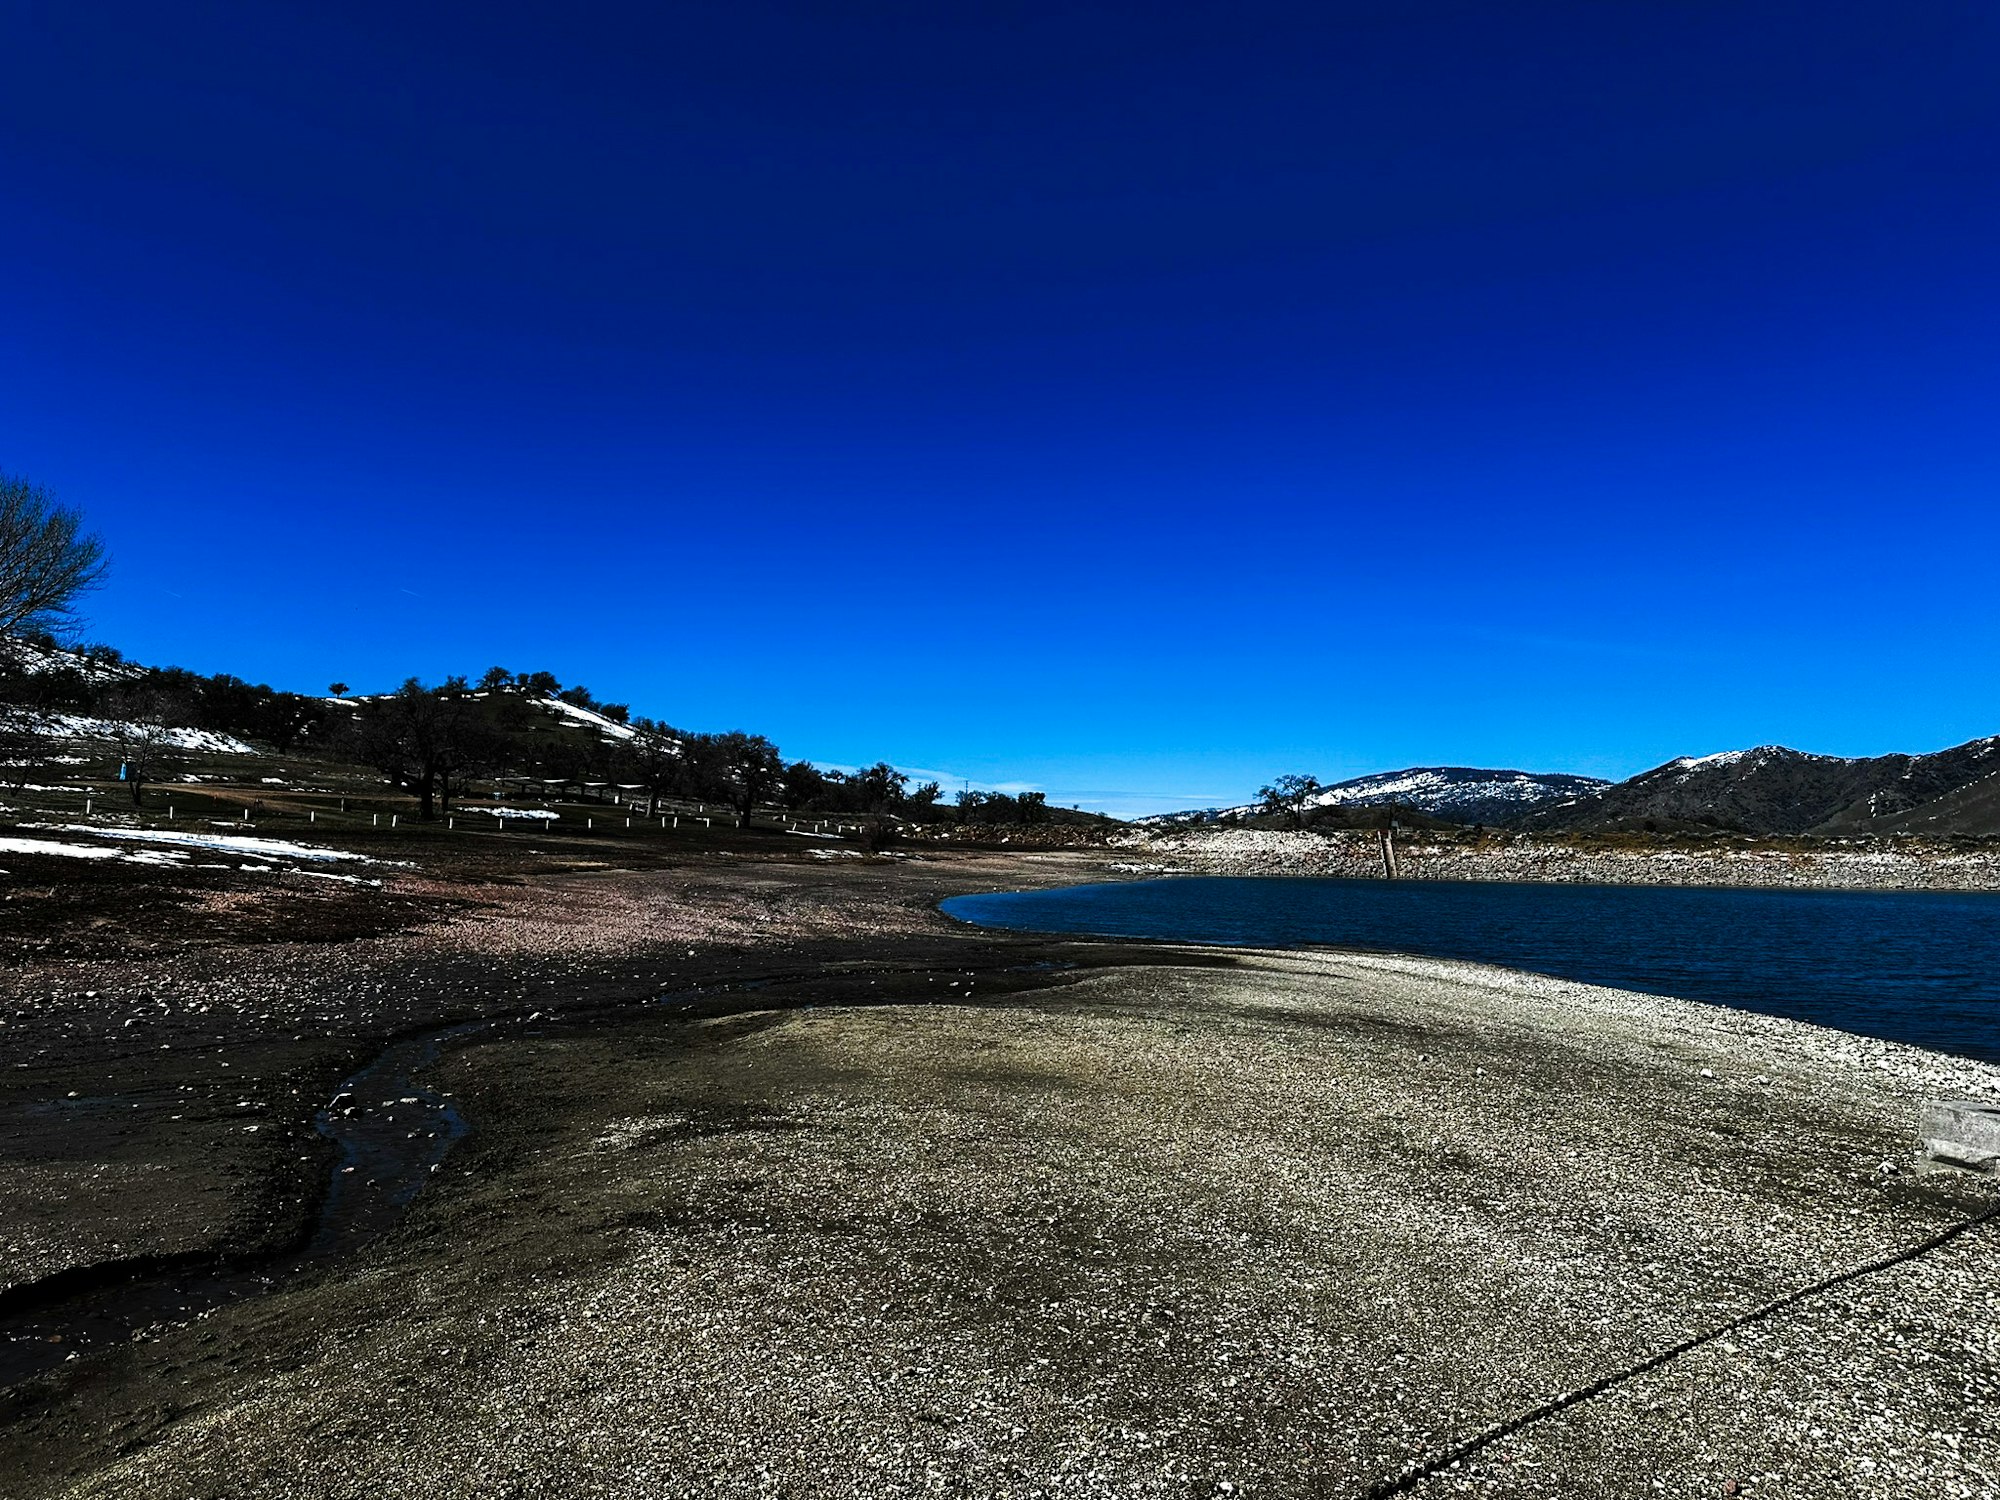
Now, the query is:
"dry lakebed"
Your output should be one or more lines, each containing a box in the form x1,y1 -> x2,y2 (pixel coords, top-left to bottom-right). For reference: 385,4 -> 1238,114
0,843 -> 1995,1499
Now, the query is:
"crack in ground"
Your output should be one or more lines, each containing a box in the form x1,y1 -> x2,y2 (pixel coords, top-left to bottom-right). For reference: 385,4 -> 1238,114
1363,1190 -> 2000,1496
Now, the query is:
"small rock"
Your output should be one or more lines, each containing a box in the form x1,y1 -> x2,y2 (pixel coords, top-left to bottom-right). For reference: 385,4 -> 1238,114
1918,1100 -> 2000,1172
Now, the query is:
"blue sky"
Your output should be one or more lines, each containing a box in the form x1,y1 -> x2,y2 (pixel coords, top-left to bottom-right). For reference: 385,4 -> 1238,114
4,2 -> 1999,815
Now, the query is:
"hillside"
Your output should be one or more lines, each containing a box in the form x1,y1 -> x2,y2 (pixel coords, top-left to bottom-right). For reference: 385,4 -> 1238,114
0,638 -> 1113,838
1525,738 -> 2000,837
1146,766 -> 1611,829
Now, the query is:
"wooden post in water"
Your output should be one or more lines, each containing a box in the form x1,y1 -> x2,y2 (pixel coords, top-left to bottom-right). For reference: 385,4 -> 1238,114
1378,828 -> 1398,880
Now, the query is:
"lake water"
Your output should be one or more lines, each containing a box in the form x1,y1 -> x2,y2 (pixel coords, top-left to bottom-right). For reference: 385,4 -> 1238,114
941,876 -> 2000,1064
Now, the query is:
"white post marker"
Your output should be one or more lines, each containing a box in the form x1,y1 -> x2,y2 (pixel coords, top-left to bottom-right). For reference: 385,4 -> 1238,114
373,813 -> 379,826
85,798 -> 92,815
392,814 -> 399,828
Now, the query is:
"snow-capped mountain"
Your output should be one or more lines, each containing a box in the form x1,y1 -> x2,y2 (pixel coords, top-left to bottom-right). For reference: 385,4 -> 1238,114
1142,766 -> 1612,828
1524,737 -> 2000,836
1298,767 -> 1612,821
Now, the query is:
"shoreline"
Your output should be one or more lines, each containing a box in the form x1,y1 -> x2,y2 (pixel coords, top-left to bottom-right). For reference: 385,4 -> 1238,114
5,848 -> 1999,1496
1111,826 -> 2000,891
940,875 -> 2000,1068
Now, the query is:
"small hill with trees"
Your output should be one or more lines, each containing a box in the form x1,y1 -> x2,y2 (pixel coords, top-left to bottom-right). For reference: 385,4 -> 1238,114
0,470 -> 1116,843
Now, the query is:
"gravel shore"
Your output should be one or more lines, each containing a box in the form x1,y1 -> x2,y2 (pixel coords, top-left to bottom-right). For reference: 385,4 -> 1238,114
0,844 -> 1101,1301
1124,827 -> 2000,891
4,849 -> 1995,1498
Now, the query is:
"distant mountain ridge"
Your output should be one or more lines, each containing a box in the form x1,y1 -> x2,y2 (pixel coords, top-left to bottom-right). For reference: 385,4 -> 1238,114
1148,735 -> 2000,838
1524,737 -> 2000,837
1143,766 -> 1612,828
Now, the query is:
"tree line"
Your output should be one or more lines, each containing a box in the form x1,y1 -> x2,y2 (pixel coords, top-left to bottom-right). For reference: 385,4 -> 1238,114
344,675 -> 1074,828
0,641 -> 1081,827
0,474 -> 1095,827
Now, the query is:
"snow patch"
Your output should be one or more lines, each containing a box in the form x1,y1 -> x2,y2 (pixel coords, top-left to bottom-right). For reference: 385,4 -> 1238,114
37,824 -> 375,863
538,697 -> 639,741
0,708 -> 253,754
0,640 -> 142,683
0,835 -> 179,864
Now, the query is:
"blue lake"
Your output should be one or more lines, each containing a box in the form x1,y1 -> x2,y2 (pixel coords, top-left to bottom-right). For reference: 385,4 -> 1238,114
941,876 -> 2000,1064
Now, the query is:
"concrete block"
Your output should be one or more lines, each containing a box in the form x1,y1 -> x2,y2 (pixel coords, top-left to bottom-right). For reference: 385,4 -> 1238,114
1918,1099 -> 2000,1172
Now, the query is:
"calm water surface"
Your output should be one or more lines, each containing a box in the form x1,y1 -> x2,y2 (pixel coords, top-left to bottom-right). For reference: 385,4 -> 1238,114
942,876 -> 2000,1064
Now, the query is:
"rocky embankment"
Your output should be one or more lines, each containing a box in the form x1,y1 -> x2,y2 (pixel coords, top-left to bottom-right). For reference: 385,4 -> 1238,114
1122,827 -> 2000,890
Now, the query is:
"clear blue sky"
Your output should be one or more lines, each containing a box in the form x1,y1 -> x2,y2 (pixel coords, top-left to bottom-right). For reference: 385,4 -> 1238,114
4,2 -> 1998,815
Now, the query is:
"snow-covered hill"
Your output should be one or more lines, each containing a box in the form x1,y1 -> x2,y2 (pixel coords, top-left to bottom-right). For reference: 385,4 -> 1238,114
536,695 -> 641,741
0,638 -> 142,684
1526,736 -> 2000,836
0,706 -> 253,754
327,689 -> 666,748
1144,766 -> 1612,828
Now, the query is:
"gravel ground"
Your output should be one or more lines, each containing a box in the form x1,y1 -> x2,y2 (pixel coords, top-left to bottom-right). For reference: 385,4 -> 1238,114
8,939 -> 1994,1499
1128,828 -> 2000,891
0,843 -> 1103,1295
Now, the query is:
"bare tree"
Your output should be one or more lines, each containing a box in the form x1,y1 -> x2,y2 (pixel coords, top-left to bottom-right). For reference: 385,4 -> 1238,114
0,708 -> 39,791
616,717 -> 684,815
0,475 -> 107,639
350,678 -> 483,819
710,732 -> 782,828
1258,773 -> 1323,829
107,683 -> 195,806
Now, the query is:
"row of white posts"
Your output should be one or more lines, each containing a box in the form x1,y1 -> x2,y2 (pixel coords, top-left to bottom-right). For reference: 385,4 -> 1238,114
72,795 -> 765,838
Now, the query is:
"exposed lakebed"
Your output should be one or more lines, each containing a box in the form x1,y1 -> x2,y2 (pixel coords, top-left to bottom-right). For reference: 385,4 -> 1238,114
944,875 -> 2000,1064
